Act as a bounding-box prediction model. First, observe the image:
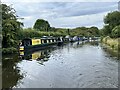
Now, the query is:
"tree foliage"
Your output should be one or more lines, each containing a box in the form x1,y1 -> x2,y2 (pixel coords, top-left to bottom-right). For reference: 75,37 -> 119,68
2,4 -> 23,48
104,11 -> 120,29
71,26 -> 100,37
102,11 -> 120,37
33,19 -> 50,32
112,25 -> 120,38
19,28 -> 67,39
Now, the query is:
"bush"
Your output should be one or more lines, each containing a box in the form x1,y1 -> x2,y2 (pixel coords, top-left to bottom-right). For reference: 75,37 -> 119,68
102,36 -> 119,50
112,25 -> 120,38
18,28 -> 68,40
2,47 -> 18,54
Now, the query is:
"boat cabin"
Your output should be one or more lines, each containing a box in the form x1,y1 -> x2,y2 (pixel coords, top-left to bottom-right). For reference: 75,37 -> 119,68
21,38 -> 32,46
19,36 -> 57,51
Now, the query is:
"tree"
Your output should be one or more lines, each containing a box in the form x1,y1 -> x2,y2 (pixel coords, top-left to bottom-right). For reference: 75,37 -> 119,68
89,26 -> 100,36
70,26 -> 100,37
104,11 -> 120,28
49,27 -> 57,32
103,11 -> 120,36
2,4 -> 23,48
102,25 -> 111,36
112,25 -> 120,38
33,19 -> 50,32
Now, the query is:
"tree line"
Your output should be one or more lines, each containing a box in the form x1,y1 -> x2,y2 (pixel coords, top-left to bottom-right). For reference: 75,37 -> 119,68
101,11 -> 120,38
2,3 -> 120,51
2,4 -> 100,49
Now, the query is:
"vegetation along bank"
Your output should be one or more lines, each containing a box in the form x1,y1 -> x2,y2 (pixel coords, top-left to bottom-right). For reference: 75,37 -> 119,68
2,3 -> 120,54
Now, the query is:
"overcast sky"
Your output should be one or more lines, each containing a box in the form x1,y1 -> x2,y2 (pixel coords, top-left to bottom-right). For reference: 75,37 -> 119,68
2,0 -> 120,29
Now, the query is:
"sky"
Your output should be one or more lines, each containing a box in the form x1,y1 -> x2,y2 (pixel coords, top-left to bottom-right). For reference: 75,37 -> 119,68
2,0 -> 120,29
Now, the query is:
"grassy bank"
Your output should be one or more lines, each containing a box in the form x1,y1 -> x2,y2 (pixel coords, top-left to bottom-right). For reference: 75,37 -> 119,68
101,36 -> 120,51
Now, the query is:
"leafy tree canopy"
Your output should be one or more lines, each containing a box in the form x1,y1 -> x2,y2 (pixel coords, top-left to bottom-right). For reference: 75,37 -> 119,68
104,11 -> 120,29
112,25 -> 120,38
2,4 -> 23,48
101,11 -> 120,37
33,19 -> 50,32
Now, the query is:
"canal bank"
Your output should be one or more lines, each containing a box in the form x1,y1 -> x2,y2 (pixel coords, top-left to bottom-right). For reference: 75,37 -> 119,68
2,41 -> 119,88
101,36 -> 120,51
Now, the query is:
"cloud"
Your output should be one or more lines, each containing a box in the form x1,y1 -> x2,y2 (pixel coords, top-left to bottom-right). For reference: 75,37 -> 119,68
49,12 -> 108,28
49,2 -> 117,17
1,1 -> 119,29
2,0 -> 120,3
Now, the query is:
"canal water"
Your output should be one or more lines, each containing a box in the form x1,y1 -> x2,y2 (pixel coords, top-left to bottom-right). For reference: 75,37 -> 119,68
2,41 -> 119,88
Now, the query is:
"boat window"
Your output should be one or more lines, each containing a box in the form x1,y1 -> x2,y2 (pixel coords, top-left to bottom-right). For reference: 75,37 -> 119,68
24,41 -> 30,46
23,39 -> 32,46
58,38 -> 61,41
49,40 -> 51,43
52,39 -> 54,42
41,40 -> 43,44
44,40 -> 47,43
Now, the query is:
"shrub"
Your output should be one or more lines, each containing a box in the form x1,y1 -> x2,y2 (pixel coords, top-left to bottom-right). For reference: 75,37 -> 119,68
102,36 -> 119,51
2,47 -> 18,54
112,25 -> 120,38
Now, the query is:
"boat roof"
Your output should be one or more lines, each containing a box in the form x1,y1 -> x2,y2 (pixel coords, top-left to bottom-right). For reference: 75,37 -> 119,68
22,36 -> 57,41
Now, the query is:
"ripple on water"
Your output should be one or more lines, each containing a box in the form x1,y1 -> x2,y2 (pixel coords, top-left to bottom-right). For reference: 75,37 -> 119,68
2,42 -> 119,88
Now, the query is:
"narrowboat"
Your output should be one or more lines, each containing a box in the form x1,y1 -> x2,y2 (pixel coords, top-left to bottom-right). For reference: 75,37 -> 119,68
70,36 -> 79,42
57,36 -> 64,46
19,36 -> 62,52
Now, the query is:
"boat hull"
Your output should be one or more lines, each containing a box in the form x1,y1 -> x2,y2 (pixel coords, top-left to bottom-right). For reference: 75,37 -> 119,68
24,42 -> 57,53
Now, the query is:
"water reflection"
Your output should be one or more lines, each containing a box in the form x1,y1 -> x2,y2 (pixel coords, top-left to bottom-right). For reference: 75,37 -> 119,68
19,48 -> 55,65
2,41 -> 119,88
100,44 -> 119,60
2,48 -> 55,88
71,41 -> 99,49
2,54 -> 23,88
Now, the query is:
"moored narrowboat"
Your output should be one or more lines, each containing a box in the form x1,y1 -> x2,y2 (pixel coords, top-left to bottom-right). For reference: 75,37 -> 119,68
19,36 -> 59,52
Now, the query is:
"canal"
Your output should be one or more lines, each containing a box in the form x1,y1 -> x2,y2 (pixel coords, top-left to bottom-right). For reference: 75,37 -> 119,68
2,41 -> 119,88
